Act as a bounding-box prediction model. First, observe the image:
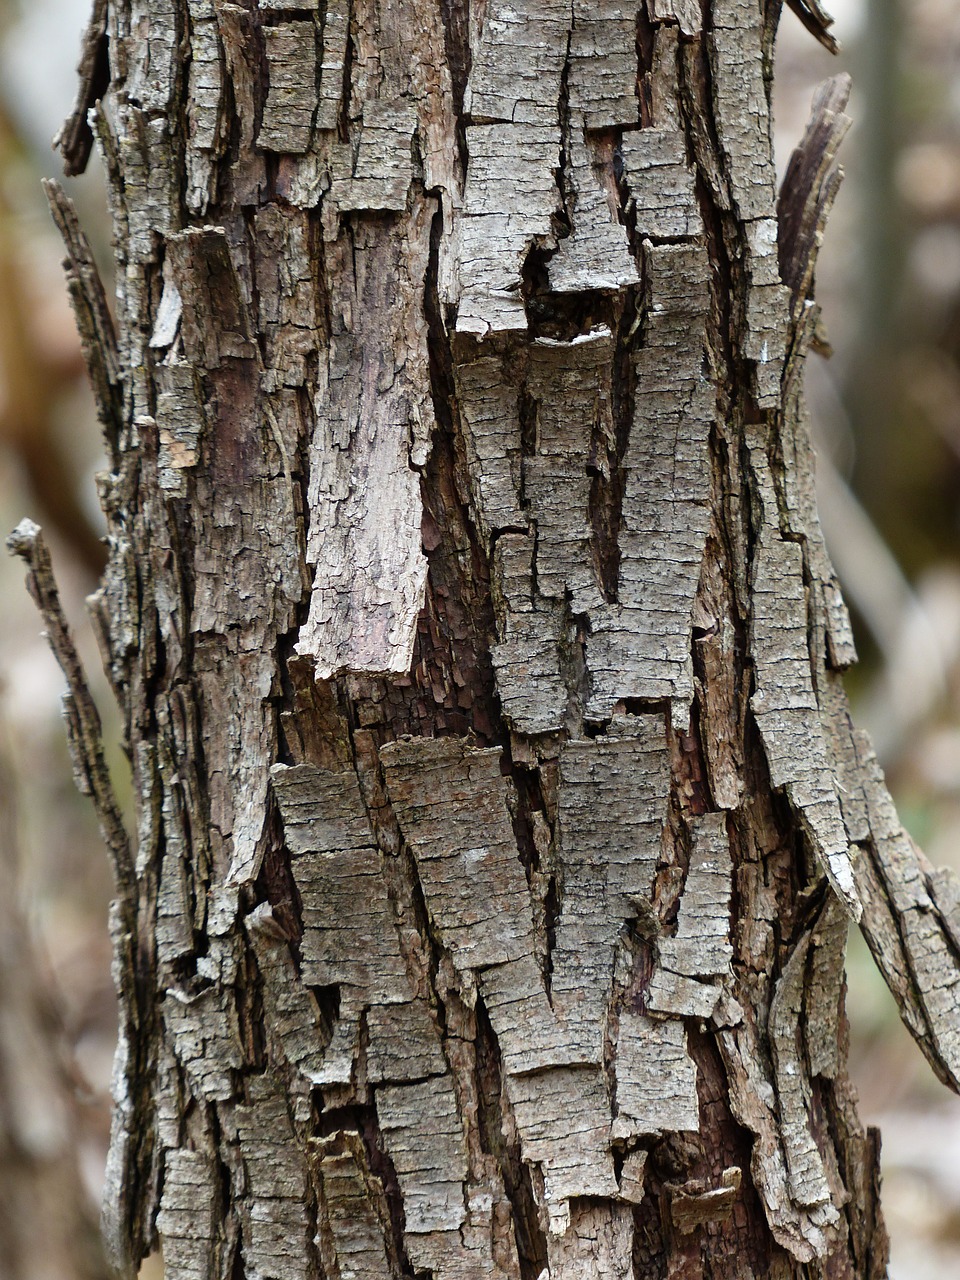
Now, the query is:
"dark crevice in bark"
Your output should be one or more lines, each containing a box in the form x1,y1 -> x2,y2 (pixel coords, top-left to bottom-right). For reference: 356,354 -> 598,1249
473,997 -> 549,1280
554,38 -> 574,243
685,1025 -> 777,1278
635,5 -> 657,129
238,946 -> 267,1070
229,1237 -> 247,1280
588,289 -> 635,604
673,713 -> 713,818
524,283 -> 614,343
438,0 -> 471,126
255,794 -> 304,945
347,202 -> 502,745
542,872 -> 559,997
504,763 -> 543,876
677,35 -> 738,386
564,607 -> 592,732
620,697 -> 671,719
632,1183 -> 668,1280
516,380 -> 538,460
324,1104 -> 418,1280
502,751 -> 556,988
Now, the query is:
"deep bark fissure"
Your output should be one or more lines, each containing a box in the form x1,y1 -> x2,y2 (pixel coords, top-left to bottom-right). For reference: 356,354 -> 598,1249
473,998 -> 550,1280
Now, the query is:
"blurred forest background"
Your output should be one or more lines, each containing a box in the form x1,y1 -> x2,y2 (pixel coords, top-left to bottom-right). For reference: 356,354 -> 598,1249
1,0 -> 959,1275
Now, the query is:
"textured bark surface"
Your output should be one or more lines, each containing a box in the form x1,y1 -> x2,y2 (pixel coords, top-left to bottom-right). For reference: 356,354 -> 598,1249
15,0 -> 960,1276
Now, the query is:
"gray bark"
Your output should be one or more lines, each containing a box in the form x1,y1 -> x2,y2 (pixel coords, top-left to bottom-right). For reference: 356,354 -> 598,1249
11,0 -> 960,1276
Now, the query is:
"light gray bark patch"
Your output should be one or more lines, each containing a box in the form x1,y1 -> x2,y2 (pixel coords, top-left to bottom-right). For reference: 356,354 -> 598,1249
552,728 -> 670,1057
613,1013 -> 699,1138
547,1200 -> 634,1278
818,673 -> 870,843
329,98 -> 418,214
124,0 -> 178,114
258,21 -> 319,154
650,0 -> 702,34
163,955 -> 244,1102
719,1023 -> 829,1262
748,542 -> 860,915
780,393 -> 857,671
618,1149 -> 648,1204
648,810 -> 732,1017
464,0 -> 570,126
269,767 -> 449,1096
769,936 -> 838,1218
150,259 -> 183,350
586,243 -> 712,722
524,329 -> 614,615
254,206 -> 320,391
155,363 -> 205,494
804,893 -> 848,1080
568,0 -> 639,129
296,214 -> 433,679
118,109 -> 179,262
246,904 -> 331,1111
710,0 -> 789,406
365,1000 -> 448,1084
548,124 -> 639,293
156,1149 -> 220,1280
375,1076 -> 469,1234
709,0 -> 775,223
491,535 -> 568,735
185,0 -> 225,213
508,1066 -> 618,1226
272,762 -> 415,1085
453,352 -> 526,544
155,744 -> 198,969
621,129 -> 702,240
272,762 -> 373,855
455,124 -> 560,335
314,1135 -> 394,1280
478,953 -> 572,1074
743,221 -> 791,409
232,1075 -> 313,1280
316,0 -> 350,129
196,654 -> 282,893
166,226 -> 256,365
380,737 -> 536,971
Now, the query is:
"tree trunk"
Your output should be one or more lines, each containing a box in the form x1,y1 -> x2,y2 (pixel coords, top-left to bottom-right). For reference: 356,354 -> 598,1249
15,0 -> 960,1276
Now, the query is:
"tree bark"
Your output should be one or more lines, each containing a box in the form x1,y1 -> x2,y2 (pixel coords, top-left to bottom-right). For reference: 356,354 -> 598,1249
14,0 -> 960,1276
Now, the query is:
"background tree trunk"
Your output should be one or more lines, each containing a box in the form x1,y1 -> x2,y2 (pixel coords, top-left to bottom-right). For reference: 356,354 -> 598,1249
15,0 -> 960,1276
0,717 -> 110,1280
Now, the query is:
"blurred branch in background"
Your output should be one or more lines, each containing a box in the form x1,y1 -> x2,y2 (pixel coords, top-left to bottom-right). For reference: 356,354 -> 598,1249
0,98 -> 106,578
0,713 -> 110,1280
